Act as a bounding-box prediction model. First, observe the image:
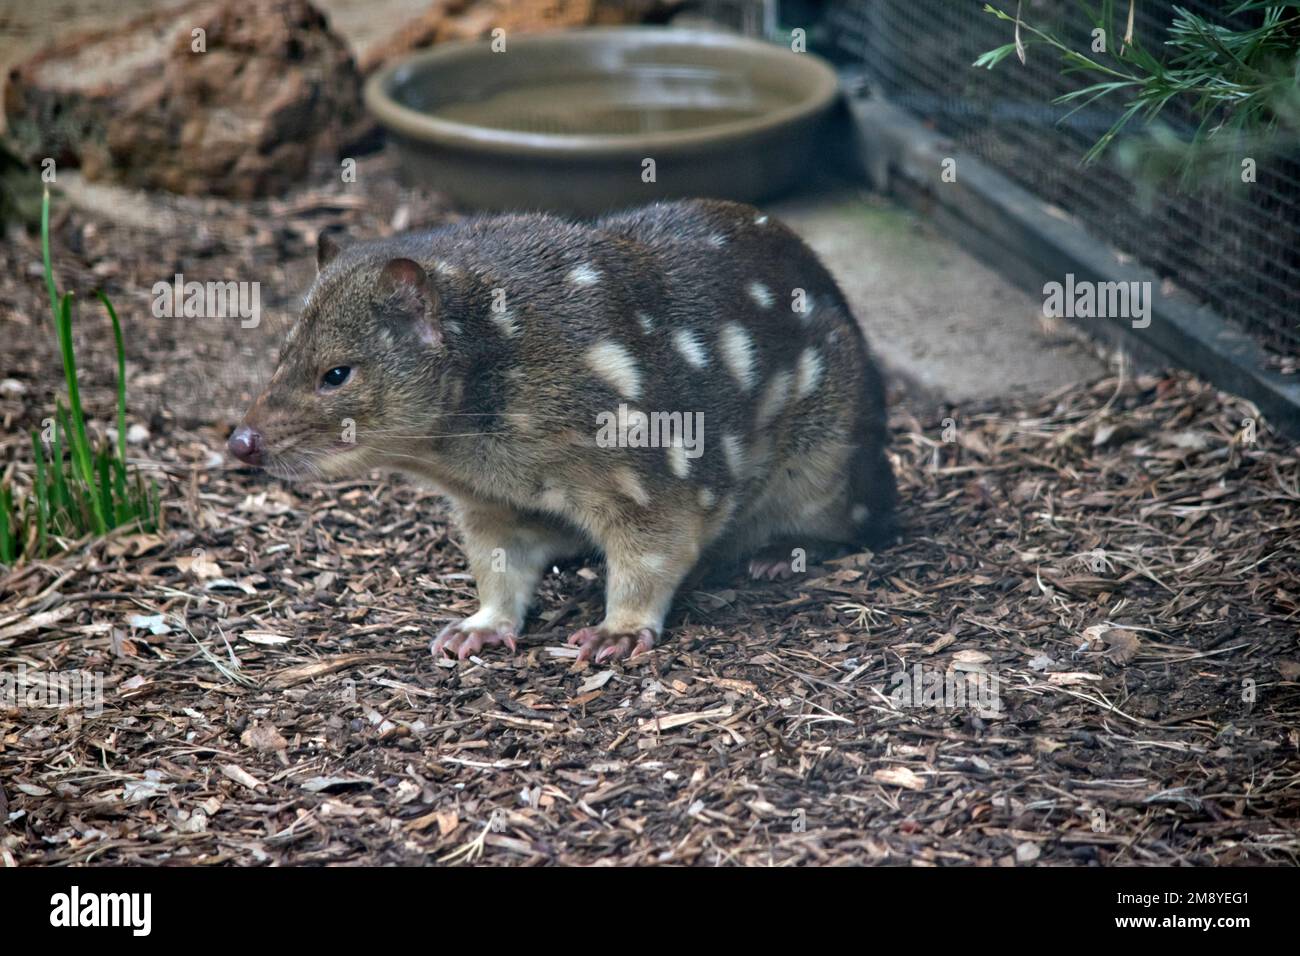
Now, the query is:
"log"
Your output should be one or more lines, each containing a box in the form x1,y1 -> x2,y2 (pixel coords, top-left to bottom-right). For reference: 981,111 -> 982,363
3,0 -> 364,199
357,0 -> 683,74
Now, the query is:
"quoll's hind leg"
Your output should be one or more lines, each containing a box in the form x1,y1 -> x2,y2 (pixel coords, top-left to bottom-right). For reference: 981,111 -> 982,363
569,515 -> 703,663
750,481 -> 892,582
689,511 -> 836,583
741,447 -> 895,581
747,539 -> 843,581
433,503 -> 582,660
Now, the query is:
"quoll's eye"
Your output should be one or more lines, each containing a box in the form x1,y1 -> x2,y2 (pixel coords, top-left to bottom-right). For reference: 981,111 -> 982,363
320,366 -> 352,389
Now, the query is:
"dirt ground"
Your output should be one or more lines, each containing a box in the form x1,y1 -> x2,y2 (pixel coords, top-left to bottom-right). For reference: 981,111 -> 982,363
1,151 -> 1298,867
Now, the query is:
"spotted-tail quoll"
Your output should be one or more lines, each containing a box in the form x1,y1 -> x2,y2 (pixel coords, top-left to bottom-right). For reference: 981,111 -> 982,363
228,199 -> 896,662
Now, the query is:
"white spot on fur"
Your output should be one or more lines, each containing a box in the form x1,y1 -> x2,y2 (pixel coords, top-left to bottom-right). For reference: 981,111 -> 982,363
795,347 -> 824,400
434,260 -> 462,277
540,487 -> 566,511
754,214 -> 769,225
797,292 -> 816,321
586,340 -> 643,399
852,505 -> 869,524
667,441 -> 690,479
748,282 -> 774,309
756,370 -> 792,427
673,328 -> 709,369
614,466 -> 650,507
443,320 -> 462,337
636,311 -> 654,334
719,323 -> 757,392
707,234 -> 727,248
568,263 -> 601,286
722,433 -> 747,478
801,497 -> 828,519
698,487 -> 716,508
492,308 -> 519,338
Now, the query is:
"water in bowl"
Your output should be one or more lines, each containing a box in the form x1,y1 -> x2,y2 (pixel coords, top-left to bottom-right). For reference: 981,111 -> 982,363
427,71 -> 785,136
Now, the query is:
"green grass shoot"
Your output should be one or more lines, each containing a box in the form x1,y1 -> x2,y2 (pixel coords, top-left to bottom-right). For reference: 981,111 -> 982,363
0,189 -> 163,564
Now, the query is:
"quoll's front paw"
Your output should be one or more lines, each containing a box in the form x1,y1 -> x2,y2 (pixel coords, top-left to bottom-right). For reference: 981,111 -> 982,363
431,612 -> 519,660
568,625 -> 657,663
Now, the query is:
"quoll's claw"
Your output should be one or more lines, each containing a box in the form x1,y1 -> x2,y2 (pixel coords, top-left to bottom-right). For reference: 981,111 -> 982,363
431,620 -> 519,660
568,625 -> 657,663
748,557 -> 796,581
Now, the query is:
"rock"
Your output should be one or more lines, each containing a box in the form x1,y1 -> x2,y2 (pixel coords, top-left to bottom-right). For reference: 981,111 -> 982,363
4,0 -> 363,199
1015,841 -> 1041,863
358,0 -> 681,73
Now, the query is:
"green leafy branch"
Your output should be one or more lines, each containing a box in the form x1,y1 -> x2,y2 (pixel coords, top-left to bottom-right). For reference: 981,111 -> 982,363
975,1 -> 1300,164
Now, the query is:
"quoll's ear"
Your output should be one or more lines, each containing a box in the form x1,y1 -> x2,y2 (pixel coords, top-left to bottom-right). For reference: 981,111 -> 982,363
375,258 -> 442,348
316,230 -> 343,273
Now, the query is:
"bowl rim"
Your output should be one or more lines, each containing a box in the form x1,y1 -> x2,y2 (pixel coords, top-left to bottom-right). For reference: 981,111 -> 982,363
363,26 -> 840,158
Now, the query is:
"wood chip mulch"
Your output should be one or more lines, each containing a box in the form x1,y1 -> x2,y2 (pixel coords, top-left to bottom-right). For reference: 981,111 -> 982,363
1,163 -> 1298,866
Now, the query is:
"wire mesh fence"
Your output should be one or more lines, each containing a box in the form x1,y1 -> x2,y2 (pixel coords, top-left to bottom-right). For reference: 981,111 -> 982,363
823,0 -> 1300,362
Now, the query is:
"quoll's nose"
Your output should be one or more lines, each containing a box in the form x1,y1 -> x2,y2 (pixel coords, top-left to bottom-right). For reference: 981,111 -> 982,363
227,424 -> 264,466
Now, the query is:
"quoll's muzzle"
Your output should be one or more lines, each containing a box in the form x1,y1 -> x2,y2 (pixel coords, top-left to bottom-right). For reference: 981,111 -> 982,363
227,424 -> 265,466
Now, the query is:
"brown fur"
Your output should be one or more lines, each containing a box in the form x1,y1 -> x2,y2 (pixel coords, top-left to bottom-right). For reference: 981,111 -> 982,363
232,199 -> 895,661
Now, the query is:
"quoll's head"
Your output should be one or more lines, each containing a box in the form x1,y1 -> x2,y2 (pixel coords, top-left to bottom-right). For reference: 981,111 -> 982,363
227,233 -> 448,479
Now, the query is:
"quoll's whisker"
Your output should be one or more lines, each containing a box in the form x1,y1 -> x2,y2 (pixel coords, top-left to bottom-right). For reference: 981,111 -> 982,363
352,432 -> 519,441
